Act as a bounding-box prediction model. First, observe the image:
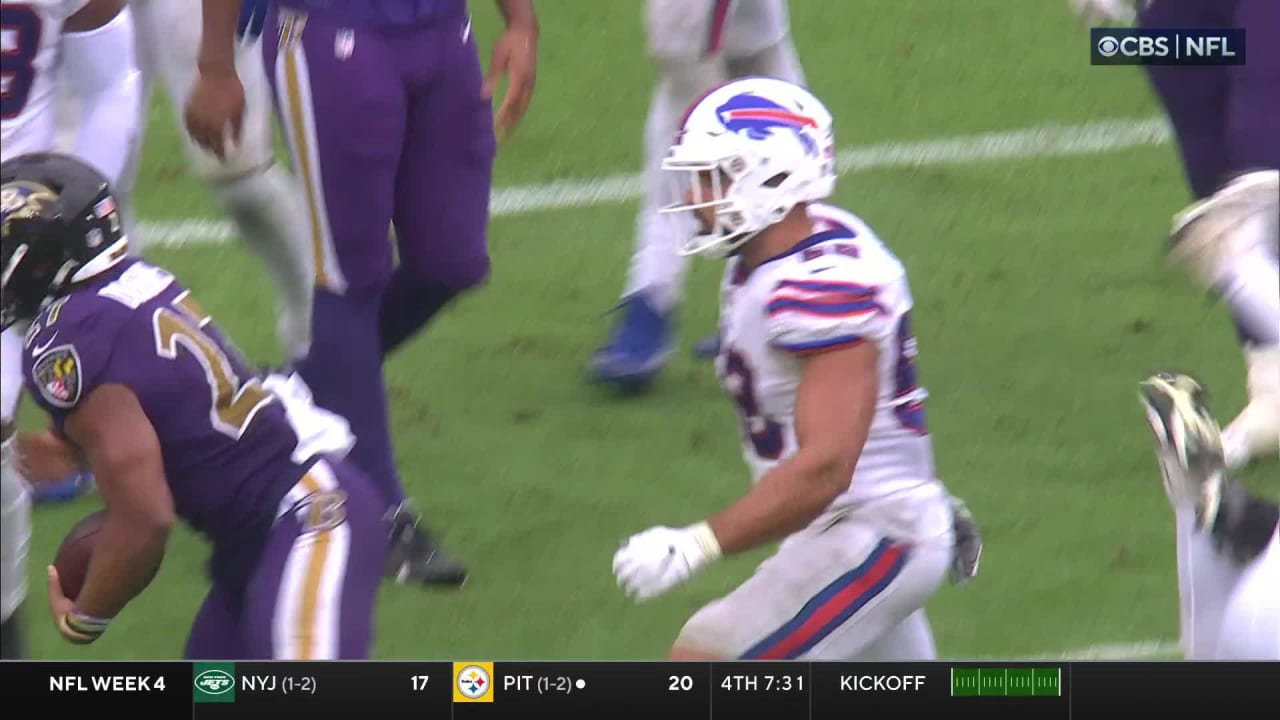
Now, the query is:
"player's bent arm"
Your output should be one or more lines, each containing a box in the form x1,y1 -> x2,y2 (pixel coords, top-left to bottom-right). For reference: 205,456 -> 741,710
706,342 -> 879,556
496,0 -> 537,29
63,0 -> 142,187
196,0 -> 243,74
62,383 -> 174,623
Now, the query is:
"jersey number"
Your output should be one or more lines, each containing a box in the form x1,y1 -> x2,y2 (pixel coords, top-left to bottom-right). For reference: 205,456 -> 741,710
892,312 -> 927,434
152,294 -> 272,439
723,349 -> 784,460
1,4 -> 42,120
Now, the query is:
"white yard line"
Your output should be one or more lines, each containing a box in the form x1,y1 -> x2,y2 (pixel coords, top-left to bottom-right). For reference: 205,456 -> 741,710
986,639 -> 1180,661
136,116 -> 1170,248
1053,639 -> 1181,660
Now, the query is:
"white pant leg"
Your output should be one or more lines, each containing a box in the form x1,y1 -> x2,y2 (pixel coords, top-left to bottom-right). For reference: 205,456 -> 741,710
1214,527 -> 1280,659
130,0 -> 276,181
1,438 -> 31,623
675,489 -> 953,659
1174,502 -> 1247,658
623,59 -> 726,311
1,327 -> 26,426
854,608 -> 939,660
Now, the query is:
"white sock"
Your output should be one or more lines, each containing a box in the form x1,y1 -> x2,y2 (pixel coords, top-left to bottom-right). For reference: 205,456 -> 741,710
213,165 -> 315,361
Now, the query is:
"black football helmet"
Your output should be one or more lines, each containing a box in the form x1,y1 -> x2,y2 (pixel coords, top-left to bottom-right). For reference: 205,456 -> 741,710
1,152 -> 128,330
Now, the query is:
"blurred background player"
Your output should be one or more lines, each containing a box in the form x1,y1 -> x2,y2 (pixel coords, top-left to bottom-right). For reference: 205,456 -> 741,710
1071,0 -> 1280,470
185,0 -> 540,587
3,152 -> 384,658
611,78 -> 981,659
1,0 -> 142,647
1138,372 -> 1279,660
127,0 -> 314,363
588,0 -> 808,392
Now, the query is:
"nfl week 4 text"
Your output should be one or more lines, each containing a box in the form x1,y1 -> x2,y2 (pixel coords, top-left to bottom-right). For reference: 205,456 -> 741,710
50,673 -> 168,693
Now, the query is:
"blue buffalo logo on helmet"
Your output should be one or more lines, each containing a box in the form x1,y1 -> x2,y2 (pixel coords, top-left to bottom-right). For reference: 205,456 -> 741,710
715,93 -> 819,156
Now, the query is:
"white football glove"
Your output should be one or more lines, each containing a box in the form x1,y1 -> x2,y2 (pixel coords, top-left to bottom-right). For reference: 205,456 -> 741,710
1069,0 -> 1142,25
612,522 -> 722,602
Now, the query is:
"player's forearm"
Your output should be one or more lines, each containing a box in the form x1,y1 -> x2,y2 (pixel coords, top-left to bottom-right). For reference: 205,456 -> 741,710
707,452 -> 851,556
64,9 -> 142,188
198,0 -> 244,72
495,0 -> 538,31
73,509 -> 169,620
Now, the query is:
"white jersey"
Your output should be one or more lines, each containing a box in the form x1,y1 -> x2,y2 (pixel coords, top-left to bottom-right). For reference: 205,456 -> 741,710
716,203 -> 940,514
1,0 -> 88,160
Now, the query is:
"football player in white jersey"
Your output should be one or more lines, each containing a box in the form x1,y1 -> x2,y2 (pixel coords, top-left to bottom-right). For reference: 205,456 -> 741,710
126,0 -> 313,362
588,0 -> 807,392
2,0 -> 142,657
1138,372 -> 1279,660
611,77 -> 981,660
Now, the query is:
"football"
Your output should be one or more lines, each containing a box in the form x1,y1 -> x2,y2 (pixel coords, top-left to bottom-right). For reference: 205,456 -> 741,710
53,510 -> 106,600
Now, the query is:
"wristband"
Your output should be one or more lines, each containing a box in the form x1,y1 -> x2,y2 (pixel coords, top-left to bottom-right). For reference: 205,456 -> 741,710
59,609 -> 111,644
687,521 -> 723,562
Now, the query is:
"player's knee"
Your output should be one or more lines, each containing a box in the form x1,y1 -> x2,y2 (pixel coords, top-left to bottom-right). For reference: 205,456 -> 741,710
403,250 -> 491,293
669,645 -> 724,660
673,612 -> 742,660
1170,169 -> 1279,283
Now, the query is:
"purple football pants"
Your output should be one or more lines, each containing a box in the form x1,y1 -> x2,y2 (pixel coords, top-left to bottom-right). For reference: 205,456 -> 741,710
263,2 -> 495,507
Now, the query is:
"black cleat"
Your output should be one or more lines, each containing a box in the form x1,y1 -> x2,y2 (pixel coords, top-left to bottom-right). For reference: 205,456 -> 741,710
384,503 -> 468,588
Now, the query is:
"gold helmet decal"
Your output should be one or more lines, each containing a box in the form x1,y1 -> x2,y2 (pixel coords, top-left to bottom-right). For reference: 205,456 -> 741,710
1,181 -> 59,238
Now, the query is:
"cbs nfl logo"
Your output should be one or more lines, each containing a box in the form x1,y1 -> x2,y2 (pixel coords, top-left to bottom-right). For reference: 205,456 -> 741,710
1092,28 -> 1245,66
453,661 -> 495,703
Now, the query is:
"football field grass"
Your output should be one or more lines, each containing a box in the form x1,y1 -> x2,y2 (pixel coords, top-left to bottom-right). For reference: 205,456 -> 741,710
18,0 -> 1274,660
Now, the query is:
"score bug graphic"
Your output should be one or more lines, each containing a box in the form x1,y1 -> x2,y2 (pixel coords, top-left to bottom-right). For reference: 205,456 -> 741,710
453,662 -> 495,703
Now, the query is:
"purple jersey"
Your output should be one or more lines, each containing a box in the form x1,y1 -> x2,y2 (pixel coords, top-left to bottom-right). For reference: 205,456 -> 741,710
276,0 -> 466,27
22,259 -> 308,582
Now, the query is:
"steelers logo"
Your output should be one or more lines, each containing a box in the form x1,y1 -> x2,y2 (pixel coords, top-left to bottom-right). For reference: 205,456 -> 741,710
456,665 -> 491,700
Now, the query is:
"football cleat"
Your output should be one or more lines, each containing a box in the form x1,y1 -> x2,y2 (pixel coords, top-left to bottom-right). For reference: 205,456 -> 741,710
384,502 -> 468,588
587,293 -> 672,392
1137,372 -> 1225,531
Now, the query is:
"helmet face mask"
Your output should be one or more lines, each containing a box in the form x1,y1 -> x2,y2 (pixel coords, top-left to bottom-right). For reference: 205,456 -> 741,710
661,148 -> 760,259
1,153 -> 128,330
660,77 -> 837,260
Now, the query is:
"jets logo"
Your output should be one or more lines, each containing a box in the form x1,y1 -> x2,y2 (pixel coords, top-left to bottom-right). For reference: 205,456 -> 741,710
194,670 -> 234,695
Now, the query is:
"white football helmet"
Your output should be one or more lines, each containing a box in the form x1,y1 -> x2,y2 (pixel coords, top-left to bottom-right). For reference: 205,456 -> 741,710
661,76 -> 837,258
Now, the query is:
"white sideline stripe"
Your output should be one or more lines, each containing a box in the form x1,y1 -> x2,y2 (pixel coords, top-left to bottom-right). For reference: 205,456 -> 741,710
135,116 -> 1170,248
